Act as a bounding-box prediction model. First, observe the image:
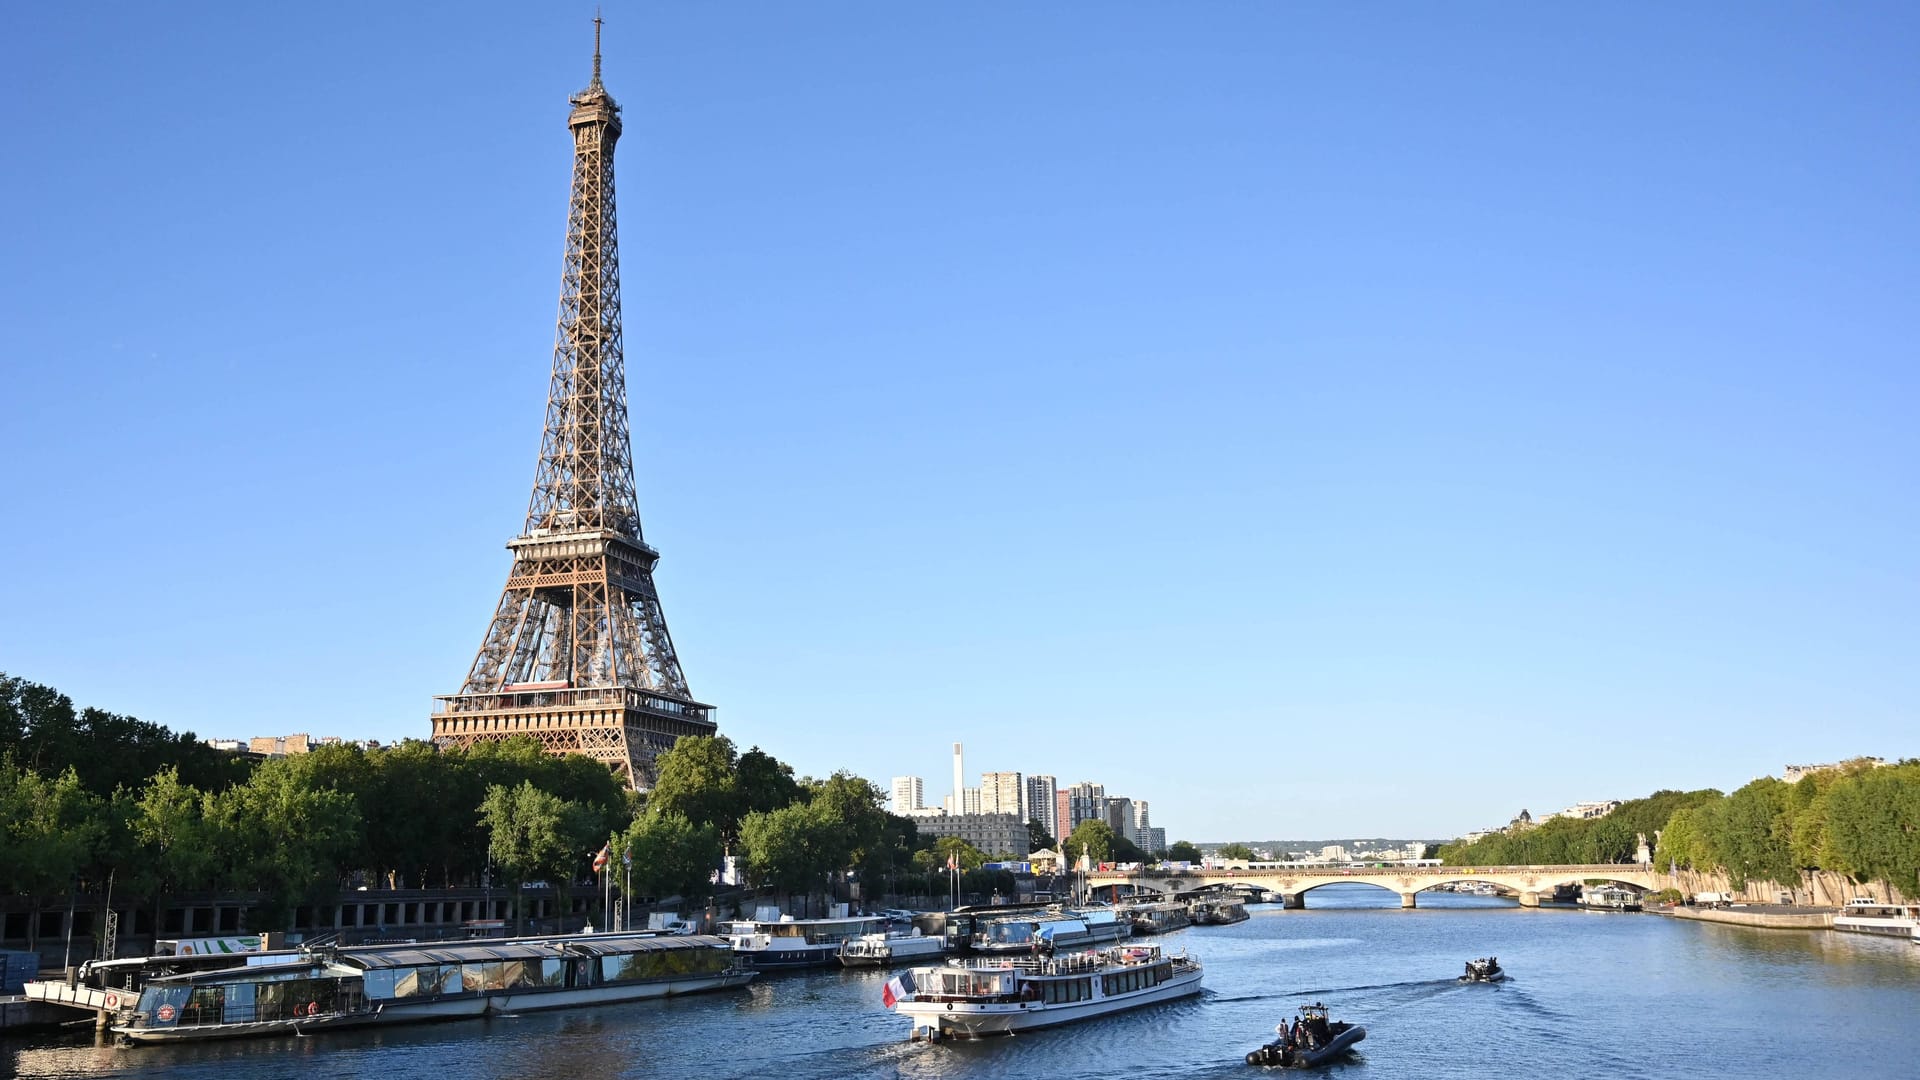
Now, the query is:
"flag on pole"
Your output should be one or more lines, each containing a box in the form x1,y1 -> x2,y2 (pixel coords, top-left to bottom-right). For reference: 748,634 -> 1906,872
592,844 -> 611,872
946,851 -> 959,872
881,971 -> 917,1009
623,848 -> 632,868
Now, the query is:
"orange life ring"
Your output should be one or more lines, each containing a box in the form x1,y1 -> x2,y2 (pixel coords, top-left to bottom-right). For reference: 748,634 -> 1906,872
105,993 -> 120,1009
307,1001 -> 319,1016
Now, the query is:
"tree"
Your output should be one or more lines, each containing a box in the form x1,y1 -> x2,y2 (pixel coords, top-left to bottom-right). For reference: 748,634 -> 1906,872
1165,840 -> 1203,863
0,759 -> 105,934
480,781 -> 599,932
621,811 -> 723,905
916,837 -> 986,873
644,735 -> 741,839
211,758 -> 363,920
1065,820 -> 1120,863
1214,842 -> 1255,861
736,746 -> 801,817
1026,819 -> 1055,853
858,813 -> 920,899
132,767 -> 217,894
739,801 -> 834,909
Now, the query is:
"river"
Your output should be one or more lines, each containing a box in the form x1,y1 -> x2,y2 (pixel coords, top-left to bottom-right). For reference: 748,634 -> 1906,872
7,885 -> 1917,1079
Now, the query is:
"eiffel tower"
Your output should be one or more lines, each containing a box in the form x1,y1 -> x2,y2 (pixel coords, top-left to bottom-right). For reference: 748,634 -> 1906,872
432,21 -> 716,788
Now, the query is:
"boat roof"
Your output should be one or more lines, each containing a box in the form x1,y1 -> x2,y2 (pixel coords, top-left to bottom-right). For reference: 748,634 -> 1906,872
729,916 -> 883,927
346,934 -> 728,969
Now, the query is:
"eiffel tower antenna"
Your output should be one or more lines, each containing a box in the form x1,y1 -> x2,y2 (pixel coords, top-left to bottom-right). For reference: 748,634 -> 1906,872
592,9 -> 603,86
432,26 -> 716,789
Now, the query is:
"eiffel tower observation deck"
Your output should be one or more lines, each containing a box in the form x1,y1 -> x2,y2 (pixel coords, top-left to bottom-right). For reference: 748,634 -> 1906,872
432,22 -> 716,788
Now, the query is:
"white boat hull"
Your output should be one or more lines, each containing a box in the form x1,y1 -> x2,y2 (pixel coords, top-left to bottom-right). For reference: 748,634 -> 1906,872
894,966 -> 1202,1038
1834,917 -> 1920,938
840,936 -> 947,968
112,972 -> 756,1044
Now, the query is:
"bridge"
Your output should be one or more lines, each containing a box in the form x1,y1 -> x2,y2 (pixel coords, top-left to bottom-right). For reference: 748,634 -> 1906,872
1085,864 -> 1667,908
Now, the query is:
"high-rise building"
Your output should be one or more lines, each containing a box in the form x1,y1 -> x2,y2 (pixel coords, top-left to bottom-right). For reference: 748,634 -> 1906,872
981,771 -> 1024,819
1132,800 -> 1151,843
951,743 -> 965,811
1062,782 -> 1106,837
1025,775 -> 1058,837
890,776 -> 924,815
1142,827 -> 1166,855
1104,796 -> 1135,844
943,787 -> 983,816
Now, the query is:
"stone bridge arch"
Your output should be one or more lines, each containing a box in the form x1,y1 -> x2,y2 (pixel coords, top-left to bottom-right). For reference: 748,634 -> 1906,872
1093,864 -> 1666,910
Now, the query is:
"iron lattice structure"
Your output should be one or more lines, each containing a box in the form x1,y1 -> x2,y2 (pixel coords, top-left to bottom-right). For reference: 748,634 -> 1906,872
432,28 -> 715,787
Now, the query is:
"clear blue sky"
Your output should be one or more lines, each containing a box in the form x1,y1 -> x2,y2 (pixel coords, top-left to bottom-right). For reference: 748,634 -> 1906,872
2,3 -> 1914,841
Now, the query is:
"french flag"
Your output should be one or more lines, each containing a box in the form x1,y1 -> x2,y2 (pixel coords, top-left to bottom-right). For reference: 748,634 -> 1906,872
881,972 -> 917,1009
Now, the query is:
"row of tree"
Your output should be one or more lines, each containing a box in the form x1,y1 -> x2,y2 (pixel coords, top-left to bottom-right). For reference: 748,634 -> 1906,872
1437,759 -> 1920,896
4,674 -> 1227,923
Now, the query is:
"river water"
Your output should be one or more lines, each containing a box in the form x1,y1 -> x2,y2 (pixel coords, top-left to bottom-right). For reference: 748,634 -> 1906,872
7,885 -> 1918,1079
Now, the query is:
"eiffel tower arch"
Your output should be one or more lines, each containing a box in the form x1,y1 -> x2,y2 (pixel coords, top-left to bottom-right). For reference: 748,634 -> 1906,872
431,23 -> 716,788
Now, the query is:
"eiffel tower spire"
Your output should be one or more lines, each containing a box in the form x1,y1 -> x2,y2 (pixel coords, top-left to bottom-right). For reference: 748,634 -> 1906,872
432,24 -> 716,788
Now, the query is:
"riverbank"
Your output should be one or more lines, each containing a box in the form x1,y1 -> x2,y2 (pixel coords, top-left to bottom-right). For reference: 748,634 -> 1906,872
1658,903 -> 1836,930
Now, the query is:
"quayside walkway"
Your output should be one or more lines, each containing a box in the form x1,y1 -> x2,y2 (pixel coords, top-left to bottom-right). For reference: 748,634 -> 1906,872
1086,864 -> 1667,908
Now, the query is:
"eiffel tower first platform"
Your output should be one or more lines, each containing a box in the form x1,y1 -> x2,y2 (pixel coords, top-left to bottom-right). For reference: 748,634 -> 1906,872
431,24 -> 715,788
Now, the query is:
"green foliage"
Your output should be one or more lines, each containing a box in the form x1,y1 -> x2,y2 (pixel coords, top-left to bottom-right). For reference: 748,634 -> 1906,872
1213,842 -> 1255,861
1027,819 -> 1055,853
735,746 -> 802,817
1820,760 -> 1920,897
620,811 -> 723,902
859,813 -> 920,889
0,757 -> 104,896
479,781 -> 599,889
647,736 -> 743,841
739,801 -> 832,895
1439,789 -> 1723,868
1,674 -> 251,796
915,837 -> 987,873
1438,764 -> 1920,898
1066,820 -> 1120,863
1165,840 -> 1203,863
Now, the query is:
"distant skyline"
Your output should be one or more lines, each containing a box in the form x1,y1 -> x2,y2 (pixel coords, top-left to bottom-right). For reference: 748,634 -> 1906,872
2,4 -> 1914,840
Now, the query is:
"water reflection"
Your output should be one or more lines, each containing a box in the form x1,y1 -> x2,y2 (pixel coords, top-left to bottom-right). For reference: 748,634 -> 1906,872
7,898 -> 1919,1079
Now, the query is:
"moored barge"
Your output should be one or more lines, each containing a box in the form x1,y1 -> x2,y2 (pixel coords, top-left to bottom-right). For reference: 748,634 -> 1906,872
104,932 -> 750,1044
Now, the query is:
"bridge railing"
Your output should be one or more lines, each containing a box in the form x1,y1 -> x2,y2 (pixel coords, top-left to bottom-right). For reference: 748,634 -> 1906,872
1086,863 -> 1657,879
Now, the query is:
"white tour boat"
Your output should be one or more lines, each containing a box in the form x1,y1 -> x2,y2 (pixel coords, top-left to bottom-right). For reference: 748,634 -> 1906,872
1833,898 -> 1920,940
1124,901 -> 1192,935
884,942 -> 1202,1039
971,906 -> 1130,955
1579,886 -> 1644,912
101,932 -> 751,1044
838,928 -> 947,968
1189,897 -> 1250,925
726,915 -> 889,970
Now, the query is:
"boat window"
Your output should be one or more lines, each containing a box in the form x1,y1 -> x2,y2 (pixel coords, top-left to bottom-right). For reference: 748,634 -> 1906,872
182,985 -> 225,1026
461,962 -> 506,992
361,969 -> 397,1000
394,965 -> 444,998
540,958 -> 567,987
220,982 -> 257,1023
138,986 -> 192,1025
